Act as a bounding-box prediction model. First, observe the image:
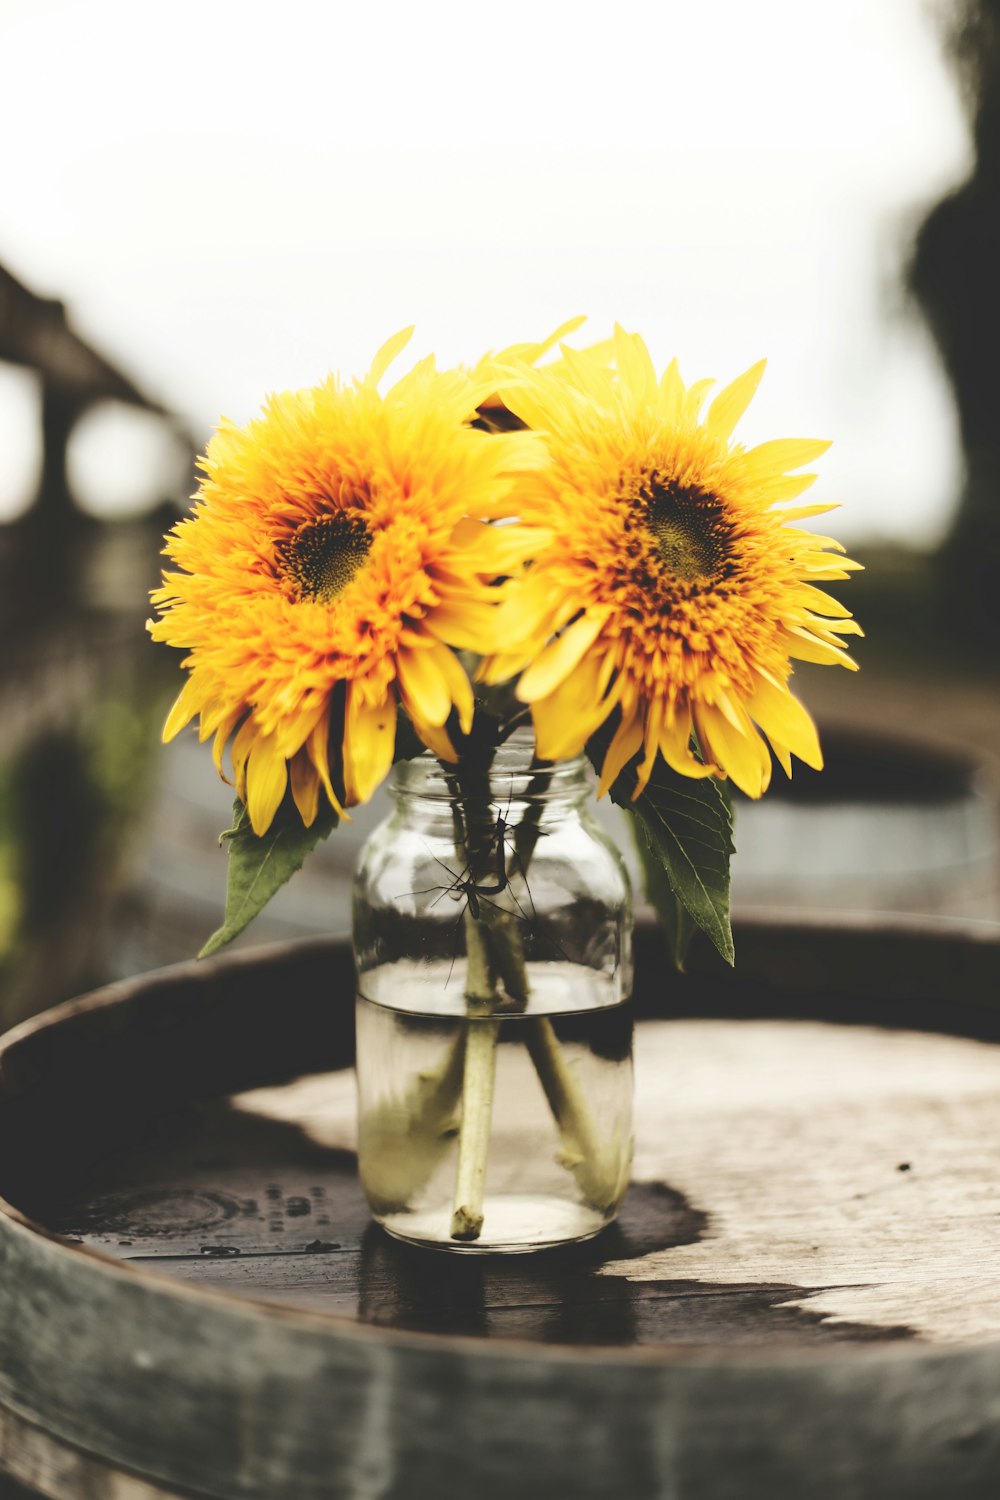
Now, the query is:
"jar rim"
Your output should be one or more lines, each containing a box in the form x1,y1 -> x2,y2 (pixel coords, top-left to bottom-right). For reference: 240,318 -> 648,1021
391,731 -> 591,803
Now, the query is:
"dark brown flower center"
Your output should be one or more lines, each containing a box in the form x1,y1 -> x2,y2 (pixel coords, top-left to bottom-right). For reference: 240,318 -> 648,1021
639,475 -> 732,584
277,513 -> 372,603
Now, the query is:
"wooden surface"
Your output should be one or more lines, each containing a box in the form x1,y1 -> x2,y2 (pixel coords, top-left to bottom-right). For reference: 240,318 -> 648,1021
28,1023 -> 997,1349
3,922 -> 1000,1499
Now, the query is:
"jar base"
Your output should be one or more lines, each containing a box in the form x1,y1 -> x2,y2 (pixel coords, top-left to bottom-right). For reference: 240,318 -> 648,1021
376,1193 -> 614,1254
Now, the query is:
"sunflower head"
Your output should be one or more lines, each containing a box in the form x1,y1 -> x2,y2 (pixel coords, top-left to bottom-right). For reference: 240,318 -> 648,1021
480,325 -> 862,800
149,330 -> 542,834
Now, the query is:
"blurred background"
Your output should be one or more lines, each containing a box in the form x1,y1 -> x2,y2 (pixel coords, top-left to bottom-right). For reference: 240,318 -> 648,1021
1,0 -> 999,1030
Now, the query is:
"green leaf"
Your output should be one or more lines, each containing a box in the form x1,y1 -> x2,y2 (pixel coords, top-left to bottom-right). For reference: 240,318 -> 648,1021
200,795 -> 338,957
630,814 -> 699,970
587,725 -> 735,966
201,712 -> 433,958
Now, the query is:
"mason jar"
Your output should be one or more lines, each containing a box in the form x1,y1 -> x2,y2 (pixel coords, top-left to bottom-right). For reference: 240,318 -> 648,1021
352,737 -> 634,1253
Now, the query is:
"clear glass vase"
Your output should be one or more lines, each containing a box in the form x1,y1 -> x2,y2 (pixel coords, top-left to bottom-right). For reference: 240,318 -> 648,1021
352,738 -> 634,1253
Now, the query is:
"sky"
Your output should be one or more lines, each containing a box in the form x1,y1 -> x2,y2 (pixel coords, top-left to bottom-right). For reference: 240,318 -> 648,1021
0,0 -> 973,540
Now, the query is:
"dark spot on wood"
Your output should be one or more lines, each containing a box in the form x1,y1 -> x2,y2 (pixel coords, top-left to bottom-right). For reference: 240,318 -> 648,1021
304,1240 -> 340,1254
285,1195 -> 311,1217
58,1188 -> 242,1238
898,1162 -> 912,1172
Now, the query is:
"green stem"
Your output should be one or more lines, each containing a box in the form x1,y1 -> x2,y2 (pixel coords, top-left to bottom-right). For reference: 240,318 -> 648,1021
524,1017 -> 629,1213
449,743 -> 624,1230
436,730 -> 625,1236
442,757 -> 505,1240
449,1017 -> 501,1239
508,757 -> 627,1211
463,905 -> 496,1004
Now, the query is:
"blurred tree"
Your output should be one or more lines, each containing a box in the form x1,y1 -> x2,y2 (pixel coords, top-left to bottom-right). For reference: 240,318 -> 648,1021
911,0 -> 1000,645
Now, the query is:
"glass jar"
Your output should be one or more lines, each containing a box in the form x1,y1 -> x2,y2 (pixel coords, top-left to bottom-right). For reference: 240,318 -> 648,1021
352,738 -> 634,1253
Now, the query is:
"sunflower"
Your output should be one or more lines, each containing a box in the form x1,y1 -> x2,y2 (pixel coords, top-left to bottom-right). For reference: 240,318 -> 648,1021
149,330 -> 541,834
480,326 -> 862,800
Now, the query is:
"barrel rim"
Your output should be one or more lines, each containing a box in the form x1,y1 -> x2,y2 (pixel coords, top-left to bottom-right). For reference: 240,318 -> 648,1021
0,1182 -> 993,1377
2,913 -> 1000,1373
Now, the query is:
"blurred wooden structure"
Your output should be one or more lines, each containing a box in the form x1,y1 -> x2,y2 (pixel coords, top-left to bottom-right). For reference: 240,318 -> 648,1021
0,261 -> 178,522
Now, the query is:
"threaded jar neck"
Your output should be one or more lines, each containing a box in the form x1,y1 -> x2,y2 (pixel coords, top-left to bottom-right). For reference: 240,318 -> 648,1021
390,734 -> 591,813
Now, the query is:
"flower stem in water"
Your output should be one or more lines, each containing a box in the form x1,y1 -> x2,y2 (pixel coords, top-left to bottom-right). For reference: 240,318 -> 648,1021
524,1017 -> 629,1213
450,1015 -> 501,1240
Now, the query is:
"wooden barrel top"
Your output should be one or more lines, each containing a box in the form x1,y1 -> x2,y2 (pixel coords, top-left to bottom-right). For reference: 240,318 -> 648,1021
2,917 -> 1000,1499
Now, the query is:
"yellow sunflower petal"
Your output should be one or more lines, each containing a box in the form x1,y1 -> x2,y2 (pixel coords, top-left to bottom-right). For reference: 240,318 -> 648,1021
684,377 -> 716,422
772,496 -> 834,518
469,316 -> 588,382
367,326 -> 415,386
493,573 -> 580,648
658,357 -> 685,422
307,714 -> 346,819
162,677 -> 203,742
501,315 -> 588,367
795,583 -> 853,619
829,617 -> 864,634
212,707 -> 243,779
498,380 -> 565,434
742,437 -> 832,478
396,645 -> 452,729
632,700 -> 666,798
448,517 -> 553,576
414,718 -> 458,762
290,749 -> 321,827
245,733 -> 289,835
785,628 -> 858,669
556,344 -> 618,405
430,643 -> 476,734
531,651 -> 614,762
516,610 -> 609,703
614,324 -> 657,407
745,675 -> 823,771
597,711 -> 644,798
425,601 -> 503,654
198,695 -> 238,742
695,704 -> 772,799
660,705 -> 716,780
231,717 -> 257,802
706,359 -> 766,441
343,687 -> 397,804
476,648 -> 535,686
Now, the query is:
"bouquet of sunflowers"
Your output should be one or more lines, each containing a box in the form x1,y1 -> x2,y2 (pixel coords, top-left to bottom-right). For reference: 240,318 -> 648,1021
150,320 -> 859,1248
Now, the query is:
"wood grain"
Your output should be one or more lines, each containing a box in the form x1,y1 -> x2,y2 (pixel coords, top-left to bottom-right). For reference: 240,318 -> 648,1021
29,1068 -> 910,1349
611,1019 -> 1000,1343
